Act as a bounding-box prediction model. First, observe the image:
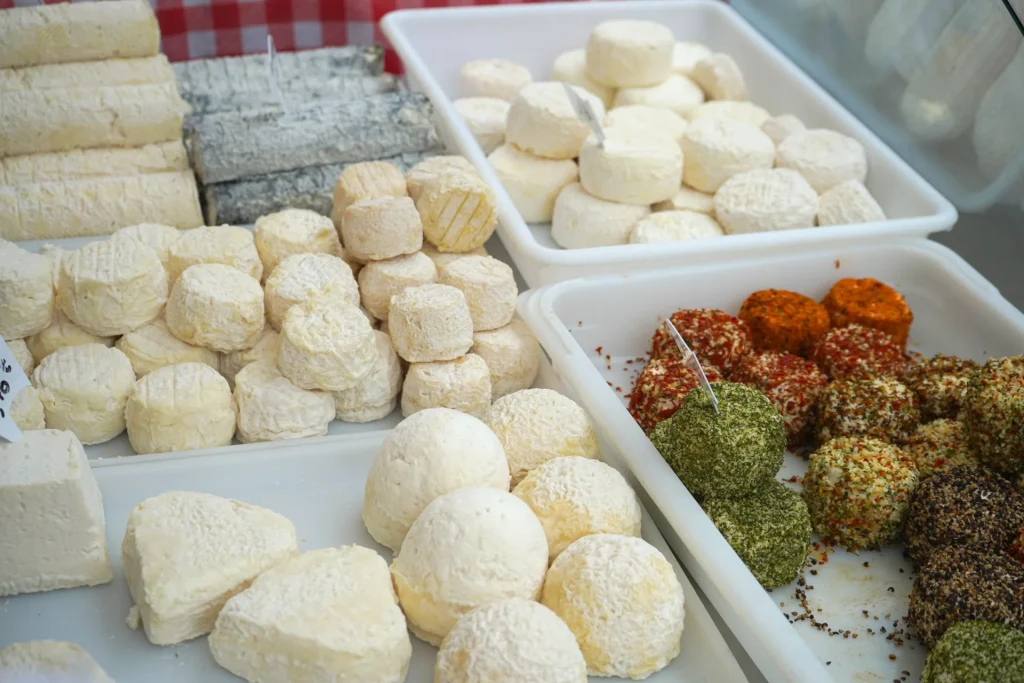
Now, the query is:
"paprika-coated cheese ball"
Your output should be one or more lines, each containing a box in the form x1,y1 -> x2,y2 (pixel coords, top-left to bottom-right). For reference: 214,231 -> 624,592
821,277 -> 913,348
732,351 -> 828,448
628,358 -> 724,434
738,289 -> 830,358
649,308 -> 753,376
813,324 -> 908,380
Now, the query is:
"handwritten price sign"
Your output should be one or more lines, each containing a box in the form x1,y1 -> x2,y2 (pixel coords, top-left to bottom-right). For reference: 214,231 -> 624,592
0,338 -> 31,442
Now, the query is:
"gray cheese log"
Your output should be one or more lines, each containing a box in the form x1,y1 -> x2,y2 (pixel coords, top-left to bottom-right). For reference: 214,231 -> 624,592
204,149 -> 444,225
190,92 -> 441,184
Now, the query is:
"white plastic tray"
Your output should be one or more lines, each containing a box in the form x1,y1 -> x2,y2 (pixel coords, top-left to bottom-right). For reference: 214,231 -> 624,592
382,0 -> 958,287
518,240 -> 1024,683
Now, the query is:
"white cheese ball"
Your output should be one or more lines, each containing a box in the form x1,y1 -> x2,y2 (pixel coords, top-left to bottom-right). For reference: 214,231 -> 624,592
401,354 -> 492,420
652,185 -> 715,214
166,264 -> 265,352
487,143 -> 578,224
486,388 -> 600,486
506,82 -> 607,161
542,534 -> 685,679
629,210 -> 724,244
334,330 -> 403,423
116,317 -> 220,378
460,59 -> 532,101
388,284 -> 474,363
0,243 -> 53,340
776,129 -> 868,193
714,168 -> 819,234
233,359 -> 335,443
219,328 -> 281,389
11,385 -> 45,431
551,183 -> 650,249
58,238 -> 167,337
278,295 -> 377,392
692,53 -> 749,101
672,41 -> 713,77
33,344 -> 136,445
613,74 -> 705,118
357,252 -> 438,321
579,127 -> 682,206
585,20 -> 674,88
513,457 -> 642,561
167,224 -> 263,286
406,156 -> 478,204
436,599 -> 587,683
125,362 -> 236,455
420,242 -> 488,271
416,172 -> 499,254
438,256 -> 517,332
7,338 -> 34,377
264,253 -> 359,331
253,208 -> 344,281
471,321 -> 540,399
111,223 -> 181,271
761,114 -> 806,146
391,487 -> 548,645
606,105 -> 689,144
26,308 -> 115,364
816,180 -> 886,226
332,161 -> 408,220
689,100 -> 771,128
363,407 -> 510,550
454,97 -> 509,155
341,196 -> 423,263
550,48 -> 616,109
681,117 -> 776,193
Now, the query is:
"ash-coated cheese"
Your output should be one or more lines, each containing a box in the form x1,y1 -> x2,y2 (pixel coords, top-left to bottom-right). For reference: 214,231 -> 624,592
652,185 -> 715,214
551,183 -> 650,249
488,143 -> 578,223
472,320 -> 541,399
613,74 -> 705,118
681,117 -> 776,193
816,180 -> 886,226
253,208 -> 344,281
486,388 -> 600,486
416,172 -> 499,253
264,253 -> 359,331
692,53 -> 749,101
713,168 -> 819,234
278,295 -> 377,392
550,48 -> 616,109
585,20 -> 674,88
405,155 -> 477,203
579,127 -> 683,206
27,309 -> 116,363
234,359 -> 335,443
7,338 -> 34,376
33,344 -> 136,445
388,284 -> 475,363
391,487 -> 548,645
363,407 -> 509,551
460,59 -> 532,101
436,599 -> 587,683
331,160 -> 408,223
0,429 -> 112,597
689,100 -> 771,128
358,252 -> 438,321
542,534 -> 685,679
341,196 -> 423,262
629,210 -> 724,244
167,224 -> 263,286
126,362 -> 236,454
209,546 -> 412,683
421,242 -> 488,270
605,105 -> 689,144
116,317 -> 219,378
220,328 -> 281,389
776,129 -> 868,193
505,82 -> 607,161
0,241 -> 53,340
454,97 -> 510,155
121,491 -> 298,646
11,385 -> 45,431
110,222 -> 181,271
439,255 -> 518,332
672,41 -> 713,77
0,641 -> 113,683
334,330 -> 403,423
761,114 -> 806,146
166,263 -> 265,353
401,354 -> 492,419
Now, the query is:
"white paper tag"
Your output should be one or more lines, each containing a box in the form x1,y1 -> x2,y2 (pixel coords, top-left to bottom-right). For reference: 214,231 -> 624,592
561,83 -> 606,147
662,320 -> 720,415
0,338 -> 31,442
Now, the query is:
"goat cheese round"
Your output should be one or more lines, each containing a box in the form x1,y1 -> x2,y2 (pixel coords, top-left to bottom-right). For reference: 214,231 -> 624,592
690,100 -> 771,128
460,59 -> 532,101
472,321 -> 541,399
264,253 -> 359,331
579,127 -> 683,206
166,224 -> 263,286
585,20 -> 674,88
0,242 -> 54,340
692,53 -> 749,101
816,179 -> 886,226
488,143 -> 578,223
776,129 -> 868,193
406,156 -> 477,203
253,208 -> 344,281
416,172 -> 498,253
125,362 -> 236,455
672,41 -> 713,77
11,385 -> 45,431
652,185 -> 715,214
714,168 -> 819,234
542,534 -> 685,679
436,599 -> 587,683
551,183 -> 650,248
233,359 -> 335,443
681,117 -> 776,193
332,161 -> 408,221
550,48 -> 616,108
421,242 -> 488,271
111,223 -> 180,271
357,252 -> 438,321
0,641 -> 113,683
605,105 -> 689,144
629,210 -> 724,244
613,74 -> 705,118
454,97 -> 509,155
7,338 -> 34,376
166,264 -> 265,352
401,354 -> 492,419
761,114 -> 806,146
389,284 -> 474,363
438,255 -> 517,332
33,343 -> 136,445
487,388 -> 600,486
334,330 -> 403,423
341,196 -> 423,263
116,317 -> 219,378
391,487 -> 548,645
278,295 -> 377,392
26,308 -> 115,364
506,82 -> 607,161
220,328 -> 281,389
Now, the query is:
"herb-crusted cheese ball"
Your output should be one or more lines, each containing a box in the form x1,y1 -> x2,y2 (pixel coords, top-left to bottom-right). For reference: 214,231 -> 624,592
905,419 -> 977,479
902,354 -> 978,421
649,308 -> 753,375
803,437 -> 918,551
812,324 -> 907,380
815,377 -> 921,445
922,621 -> 1024,683
962,356 -> 1024,475
628,358 -> 725,434
732,351 -> 828,448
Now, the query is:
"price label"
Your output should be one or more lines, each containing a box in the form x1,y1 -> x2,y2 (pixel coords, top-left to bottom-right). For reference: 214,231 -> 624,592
662,320 -> 720,415
561,83 -> 606,148
0,338 -> 31,442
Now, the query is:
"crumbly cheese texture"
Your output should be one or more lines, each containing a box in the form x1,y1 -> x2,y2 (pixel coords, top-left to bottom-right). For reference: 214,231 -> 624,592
681,117 -> 776,193
421,242 -> 488,270
416,172 -> 498,253
486,388 -> 600,486
334,330 -> 403,423
613,74 -> 705,118
1,141 -> 188,186
690,101 -> 771,128
455,97 -> 509,155
341,196 -> 423,263
550,48 -> 616,108
472,321 -> 541,399
0,241 -> 54,339
166,263 -> 265,353
652,185 -> 715,214
253,208 -> 344,281
0,430 -> 112,597
167,224 -> 263,286
672,41 -> 713,77
391,487 -> 548,645
388,284 -> 475,363
405,156 -> 477,204
692,53 -> 749,101
505,82 -> 607,161
110,222 -> 181,270
264,253 -> 359,330
816,179 -> 886,226
460,59 -> 532,101
0,54 -> 172,92
714,168 -> 819,234
585,20 -> 674,88
11,385 -> 45,431
439,255 -> 518,332
629,210 -> 724,244
121,490 -> 298,646
579,127 -> 683,206
278,295 -> 377,392
332,161 -> 409,224
210,546 -> 412,683
116,317 -> 219,378
435,598 -> 587,683
362,407 -> 509,550
27,308 -> 115,364
39,242 -> 67,289
0,641 -> 113,683
606,105 -> 689,144
33,344 -> 136,445
776,129 -> 868,193
234,359 -> 335,444
541,534 -> 685,679
7,338 -> 35,376
487,143 -> 578,223
401,354 -> 492,420
220,328 -> 281,389
551,183 -> 650,249
357,252 -> 438,321
761,114 -> 806,146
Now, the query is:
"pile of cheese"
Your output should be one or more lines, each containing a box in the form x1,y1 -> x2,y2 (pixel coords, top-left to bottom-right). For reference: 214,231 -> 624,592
0,0 -> 202,242
452,19 -> 887,249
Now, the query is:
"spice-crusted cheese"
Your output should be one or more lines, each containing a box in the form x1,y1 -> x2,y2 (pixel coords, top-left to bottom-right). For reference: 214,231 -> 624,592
334,330 -> 403,423
471,320 -> 541,399
902,354 -> 977,422
401,354 -> 492,420
234,359 -> 335,444
0,641 -> 113,683
460,59 -> 532,102
681,118 -> 775,194
585,20 -> 674,89
488,142 -> 578,224
579,127 -> 682,206
714,168 -> 818,234
816,376 -> 921,445
278,295 -> 377,392
264,253 -> 359,331
629,210 -> 724,244
550,48 -> 615,109
357,252 -> 437,321
167,224 -> 262,286
613,74 -> 705,118
505,82 -> 606,161
455,97 -> 509,155
551,183 -> 650,249
388,284 -> 475,363
0,241 -> 53,340
628,358 -> 725,434
253,208 -> 344,281
166,263 -> 265,353
962,356 -> 1024,475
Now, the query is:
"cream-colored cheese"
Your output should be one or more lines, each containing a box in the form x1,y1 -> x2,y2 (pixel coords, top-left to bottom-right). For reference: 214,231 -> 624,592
264,253 -> 359,331
579,127 -> 682,206
219,328 -> 281,389
629,210 -> 724,244
776,129 -> 868,193
165,263 -> 265,353
333,330 -> 403,423
357,252 -> 438,321
416,172 -> 498,253
405,155 -> 477,203
689,100 -> 770,128
420,242 -> 488,271
388,284 -> 475,363
7,338 -> 35,377
11,385 -> 45,431
692,53 -> 748,101
332,160 -> 408,222
253,208 -> 344,281
438,255 -> 518,332
0,55 -> 173,92
116,317 -> 219,378
505,82 -> 607,161
471,320 -> 541,399
454,97 -> 509,155
613,74 -> 705,118
38,243 -> 67,289
0,641 -> 113,683
460,59 -> 532,101
0,241 -> 53,340
167,224 -> 263,286
816,180 -> 886,226
761,114 -> 807,146
341,196 -> 423,263
401,354 -> 492,419
606,105 -> 689,144
713,168 -> 819,234
233,359 -> 334,443
110,222 -> 181,272
652,185 -> 715,214
550,48 -> 616,109
278,295 -> 377,392
585,20 -> 674,88
551,183 -> 650,249
672,41 -> 713,78
28,308 -> 115,364
681,117 -> 776,193
487,143 -> 578,223
1,140 -> 188,185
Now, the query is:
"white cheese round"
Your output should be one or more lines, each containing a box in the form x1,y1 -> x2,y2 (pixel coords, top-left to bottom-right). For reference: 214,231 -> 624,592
579,127 -> 683,206
713,168 -> 819,234
629,210 -> 724,244
816,179 -> 886,226
585,20 -> 674,88
219,328 -> 281,389
550,48 -> 616,108
416,172 -> 498,253
438,255 -> 517,332
672,41 -> 713,77
166,263 -> 265,353
487,143 -> 578,223
233,359 -> 335,443
341,196 -> 423,263
334,330 -> 403,423
357,252 -> 437,322
551,183 -> 650,249
605,104 -> 689,144
26,308 -> 115,364
363,407 -> 509,551
332,161 -> 408,221
253,208 -> 344,282
391,487 -> 548,645
776,129 -> 868,193
278,295 -> 377,392
505,82 -> 607,161
388,284 -> 474,363
111,223 -> 181,271
460,59 -> 532,101
692,53 -> 749,101
264,253 -> 359,331
471,320 -> 541,399
406,155 -> 477,203
652,185 -> 715,214
0,641 -> 113,683
166,224 -> 263,286
613,74 -> 705,118
420,242 -> 487,272
11,385 -> 45,431
761,113 -> 807,146
116,317 -> 219,378
681,117 -> 776,193
401,353 -> 492,419
689,100 -> 771,128
7,338 -> 34,376
454,97 -> 509,155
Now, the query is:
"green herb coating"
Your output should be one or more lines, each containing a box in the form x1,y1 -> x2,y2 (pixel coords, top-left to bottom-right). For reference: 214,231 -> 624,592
962,356 -> 1024,476
922,621 -> 1024,683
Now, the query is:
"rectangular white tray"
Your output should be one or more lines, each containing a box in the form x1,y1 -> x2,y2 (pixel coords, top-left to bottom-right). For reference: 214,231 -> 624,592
382,0 -> 958,288
518,240 -> 1024,683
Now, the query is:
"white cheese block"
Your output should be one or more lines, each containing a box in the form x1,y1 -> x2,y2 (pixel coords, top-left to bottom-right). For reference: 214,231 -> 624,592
436,599 -> 587,683
486,388 -> 600,487
333,330 -> 403,423
689,100 -> 771,128
33,344 -> 136,445
816,180 -> 886,226
0,429 -> 113,596
606,105 -> 688,144
585,20 -> 674,88
210,545 -> 412,683
220,328 -> 282,389
629,210 -> 724,244
391,487 -> 548,645
613,74 -> 705,118
0,641 -> 113,683
487,143 -> 578,224
166,263 -> 265,353
388,284 -> 475,363
278,295 -> 377,392
233,359 -> 335,444
471,321 -> 541,399
401,354 -> 492,419
0,55 -> 173,92
406,155 -> 477,203
28,308 -> 116,364
551,183 -> 650,249
864,0 -> 962,80
776,129 -> 868,193
652,185 -> 715,214
505,82 -> 607,161
331,160 -> 408,224
265,253 -> 359,331
357,252 -> 438,321
421,242 -> 488,270
111,222 -> 182,272
116,317 -> 219,378
579,127 -> 683,206
415,172 -> 499,253
974,45 -> 1024,180
713,168 -> 819,234
692,53 -> 749,101
460,59 -> 532,101
542,534 -> 685,679
341,196 -> 423,263
167,224 -> 263,286
11,385 -> 45,431
439,255 -> 518,332
761,114 -> 807,146
7,338 -> 35,377
681,117 -> 776,193
550,48 -> 616,109
121,490 -> 299,646
0,241 -> 54,339
454,97 -> 509,155
672,41 -> 713,77
253,208 -> 344,282
1,140 -> 189,185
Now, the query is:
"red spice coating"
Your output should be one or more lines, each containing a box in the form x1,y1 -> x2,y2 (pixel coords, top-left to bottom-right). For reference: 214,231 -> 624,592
650,308 -> 753,376
905,419 -> 978,479
738,289 -> 831,358
733,351 -> 828,448
628,358 -> 725,433
902,354 -> 979,421
816,376 -> 921,445
813,324 -> 908,380
821,278 -> 914,348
